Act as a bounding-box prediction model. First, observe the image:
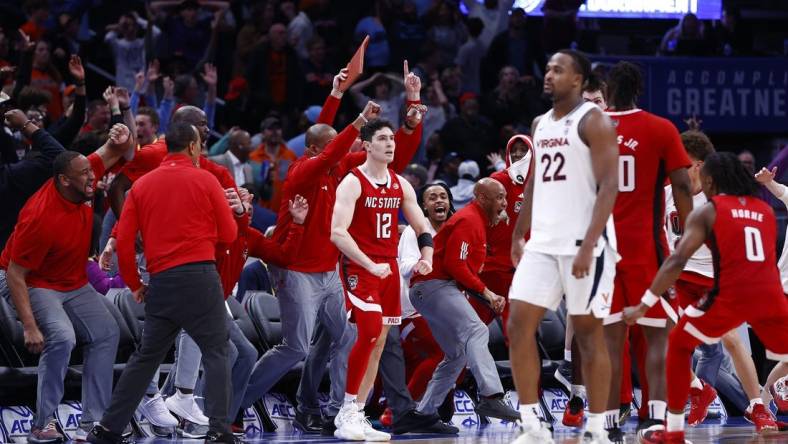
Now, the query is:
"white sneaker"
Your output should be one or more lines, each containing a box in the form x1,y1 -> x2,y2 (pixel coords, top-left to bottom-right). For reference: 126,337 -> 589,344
165,392 -> 210,426
360,416 -> 390,441
582,430 -> 613,444
333,404 -> 365,441
74,423 -> 93,442
511,422 -> 555,444
137,393 -> 179,427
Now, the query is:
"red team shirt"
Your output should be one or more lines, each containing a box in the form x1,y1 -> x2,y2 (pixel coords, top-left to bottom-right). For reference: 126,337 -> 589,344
347,168 -> 404,259
608,109 -> 691,267
1,154 -> 105,291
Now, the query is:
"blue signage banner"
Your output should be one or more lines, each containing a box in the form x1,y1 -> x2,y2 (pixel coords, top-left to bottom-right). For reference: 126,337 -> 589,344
594,57 -> 788,133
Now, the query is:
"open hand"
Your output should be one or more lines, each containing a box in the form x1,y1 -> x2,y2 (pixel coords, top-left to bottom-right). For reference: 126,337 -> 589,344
755,166 -> 777,184
68,55 -> 85,82
289,195 -> 309,224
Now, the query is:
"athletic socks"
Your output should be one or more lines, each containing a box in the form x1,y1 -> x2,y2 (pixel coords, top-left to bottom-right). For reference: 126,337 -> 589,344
586,412 -> 604,434
749,398 -> 764,410
518,403 -> 540,430
571,384 -> 587,400
343,393 -> 357,408
564,349 -> 572,362
649,400 -> 667,421
690,377 -> 703,390
667,412 -> 685,432
604,409 -> 619,429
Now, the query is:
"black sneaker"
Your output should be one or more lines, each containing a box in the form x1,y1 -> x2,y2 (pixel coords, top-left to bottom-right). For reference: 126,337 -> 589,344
554,359 -> 573,392
86,425 -> 126,444
437,390 -> 455,423
474,397 -> 520,422
320,415 -> 336,436
618,403 -> 632,424
292,410 -> 321,434
391,410 -> 441,435
419,420 -> 459,435
606,427 -> 625,443
204,430 -> 238,443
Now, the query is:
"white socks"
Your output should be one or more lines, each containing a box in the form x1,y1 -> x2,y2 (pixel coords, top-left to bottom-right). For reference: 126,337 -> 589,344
649,400 -> 667,421
667,412 -> 684,432
690,377 -> 703,390
564,349 -> 572,362
343,393 -> 357,409
749,398 -> 764,410
571,384 -> 587,400
518,403 -> 540,430
586,412 -> 604,434
604,409 -> 619,429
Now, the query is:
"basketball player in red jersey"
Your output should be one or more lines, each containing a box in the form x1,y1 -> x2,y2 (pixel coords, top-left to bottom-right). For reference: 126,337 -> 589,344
330,119 -> 434,441
624,152 -> 788,443
601,62 -> 694,442
469,135 -> 533,335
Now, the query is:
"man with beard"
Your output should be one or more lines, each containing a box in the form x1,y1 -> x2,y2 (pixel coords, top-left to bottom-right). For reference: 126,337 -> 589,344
0,119 -> 131,443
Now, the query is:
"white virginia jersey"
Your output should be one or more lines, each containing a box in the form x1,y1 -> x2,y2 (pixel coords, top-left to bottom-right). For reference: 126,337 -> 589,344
664,185 -> 713,278
527,101 -> 610,257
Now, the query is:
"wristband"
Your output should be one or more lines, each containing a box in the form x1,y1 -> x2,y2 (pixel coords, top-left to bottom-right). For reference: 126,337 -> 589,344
358,113 -> 368,124
417,232 -> 433,249
641,289 -> 659,307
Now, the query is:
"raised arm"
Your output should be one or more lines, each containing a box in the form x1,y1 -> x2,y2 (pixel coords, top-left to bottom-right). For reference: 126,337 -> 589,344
330,174 -> 391,277
624,203 -> 715,324
316,69 -> 348,125
574,108 -> 619,278
93,124 -> 134,171
756,167 -> 788,206
511,116 -> 541,266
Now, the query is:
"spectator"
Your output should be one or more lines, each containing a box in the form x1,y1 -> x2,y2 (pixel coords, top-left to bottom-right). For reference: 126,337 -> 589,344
461,0 -> 514,49
659,13 -> 710,56
248,116 -> 297,212
402,163 -> 428,190
350,72 -> 405,127
246,22 -> 304,120
286,105 -> 322,157
435,150 -> 461,187
455,17 -> 485,94
49,12 -> 88,74
135,106 -> 160,147
450,159 -> 480,209
354,2 -> 390,70
425,1 -> 468,66
707,7 -> 753,56
420,76 -> 453,164
234,1 -> 276,69
81,99 -> 110,134
288,0 -> 329,60
104,12 -> 161,92
582,72 -> 607,109
209,129 -> 254,187
301,36 -> 336,107
21,0 -> 49,42
483,8 -> 545,91
152,0 -> 222,71
439,65 -> 463,106
389,0 -> 427,66
481,66 -> 533,128
29,40 -> 64,120
738,150 -> 755,175
440,92 -> 496,170
43,55 -> 87,148
541,0 -> 583,52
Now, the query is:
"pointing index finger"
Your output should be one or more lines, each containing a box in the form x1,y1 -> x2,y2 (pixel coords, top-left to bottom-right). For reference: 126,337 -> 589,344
403,60 -> 409,78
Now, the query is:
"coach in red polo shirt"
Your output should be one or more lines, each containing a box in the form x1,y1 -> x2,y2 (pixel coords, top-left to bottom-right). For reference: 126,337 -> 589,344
89,121 -> 237,444
0,122 -> 132,443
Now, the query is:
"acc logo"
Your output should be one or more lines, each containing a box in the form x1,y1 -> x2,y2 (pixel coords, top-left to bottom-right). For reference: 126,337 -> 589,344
55,401 -> 83,440
1,405 -> 36,441
263,393 -> 295,431
241,407 -> 263,437
347,275 -> 358,291
450,391 -> 480,428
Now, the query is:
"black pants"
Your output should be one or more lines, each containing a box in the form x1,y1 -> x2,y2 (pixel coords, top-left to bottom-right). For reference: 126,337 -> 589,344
101,262 -> 231,433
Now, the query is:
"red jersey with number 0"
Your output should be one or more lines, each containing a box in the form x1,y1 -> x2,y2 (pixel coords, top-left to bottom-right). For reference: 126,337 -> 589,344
348,167 -> 403,259
708,195 -> 781,301
607,109 -> 691,266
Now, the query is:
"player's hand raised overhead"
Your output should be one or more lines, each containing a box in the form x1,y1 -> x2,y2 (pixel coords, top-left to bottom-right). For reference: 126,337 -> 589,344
361,101 -> 382,121
755,166 -> 777,184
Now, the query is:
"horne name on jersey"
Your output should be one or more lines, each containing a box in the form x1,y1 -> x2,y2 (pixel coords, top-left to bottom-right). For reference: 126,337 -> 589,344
364,196 -> 402,209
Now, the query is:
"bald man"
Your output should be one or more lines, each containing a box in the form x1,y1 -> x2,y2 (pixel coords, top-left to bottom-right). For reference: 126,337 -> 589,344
209,130 -> 254,187
410,178 -> 520,421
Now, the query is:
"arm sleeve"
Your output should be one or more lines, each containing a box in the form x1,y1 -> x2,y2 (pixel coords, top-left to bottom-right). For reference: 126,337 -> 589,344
317,94 -> 341,125
443,221 -> 486,293
248,224 -> 304,267
208,131 -> 232,156
52,93 -> 87,147
662,120 -> 692,172
390,100 -> 423,173
286,124 -> 359,192
116,191 -> 143,291
205,174 -> 238,243
397,226 -> 421,280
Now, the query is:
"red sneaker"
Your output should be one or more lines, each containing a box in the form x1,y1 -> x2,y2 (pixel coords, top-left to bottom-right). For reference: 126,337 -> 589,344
664,430 -> 688,444
770,377 -> 788,414
379,407 -> 393,428
561,396 -> 584,428
747,404 -> 778,433
687,381 -> 716,426
775,419 -> 788,432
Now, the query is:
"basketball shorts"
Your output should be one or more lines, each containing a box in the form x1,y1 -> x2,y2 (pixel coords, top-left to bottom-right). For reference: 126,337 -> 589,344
674,271 -> 714,316
509,246 -> 615,319
679,287 -> 788,361
606,263 -> 678,328
341,257 -> 401,325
